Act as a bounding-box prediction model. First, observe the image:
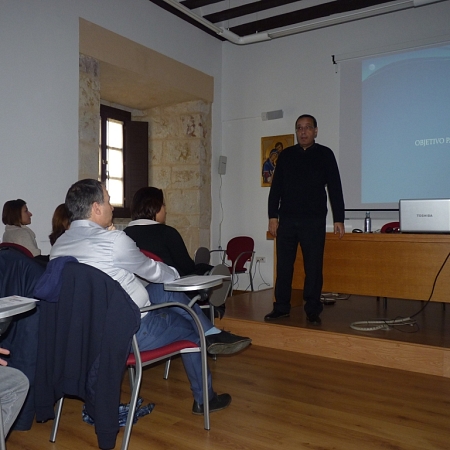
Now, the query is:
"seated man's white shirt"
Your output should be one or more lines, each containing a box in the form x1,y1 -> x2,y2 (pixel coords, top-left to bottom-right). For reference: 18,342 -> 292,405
50,220 -> 179,309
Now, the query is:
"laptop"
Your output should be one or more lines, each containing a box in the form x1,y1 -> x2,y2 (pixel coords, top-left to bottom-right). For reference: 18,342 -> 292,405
399,198 -> 450,233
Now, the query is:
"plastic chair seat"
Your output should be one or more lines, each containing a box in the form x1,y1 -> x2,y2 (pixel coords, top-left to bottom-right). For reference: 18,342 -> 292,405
126,340 -> 199,366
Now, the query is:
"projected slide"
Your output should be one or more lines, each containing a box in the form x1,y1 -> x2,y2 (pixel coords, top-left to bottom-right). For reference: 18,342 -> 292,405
361,45 -> 450,204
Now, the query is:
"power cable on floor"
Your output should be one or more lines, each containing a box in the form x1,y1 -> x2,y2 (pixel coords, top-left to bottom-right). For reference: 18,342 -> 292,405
350,251 -> 450,332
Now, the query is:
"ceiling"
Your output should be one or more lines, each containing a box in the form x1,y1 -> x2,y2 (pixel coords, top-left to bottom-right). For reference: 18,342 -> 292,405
148,0 -> 443,44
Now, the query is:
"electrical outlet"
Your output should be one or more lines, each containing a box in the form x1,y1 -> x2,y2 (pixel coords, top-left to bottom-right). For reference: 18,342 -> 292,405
256,256 -> 265,263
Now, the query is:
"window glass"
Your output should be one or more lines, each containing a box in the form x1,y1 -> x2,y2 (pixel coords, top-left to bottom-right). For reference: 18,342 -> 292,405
107,119 -> 123,148
107,179 -> 124,207
107,149 -> 123,178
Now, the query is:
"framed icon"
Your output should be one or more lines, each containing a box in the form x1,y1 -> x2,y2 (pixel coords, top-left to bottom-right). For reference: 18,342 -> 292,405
261,134 -> 294,187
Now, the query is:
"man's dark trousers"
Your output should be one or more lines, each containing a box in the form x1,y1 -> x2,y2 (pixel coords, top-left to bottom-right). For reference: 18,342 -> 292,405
274,217 -> 326,317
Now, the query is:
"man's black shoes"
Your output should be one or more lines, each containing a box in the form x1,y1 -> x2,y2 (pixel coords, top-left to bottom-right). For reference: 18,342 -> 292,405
264,309 -> 290,321
192,393 -> 232,415
306,314 -> 322,326
206,331 -> 251,355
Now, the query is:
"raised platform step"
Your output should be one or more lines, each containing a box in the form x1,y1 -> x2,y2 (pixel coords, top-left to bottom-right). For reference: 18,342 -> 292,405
220,289 -> 450,378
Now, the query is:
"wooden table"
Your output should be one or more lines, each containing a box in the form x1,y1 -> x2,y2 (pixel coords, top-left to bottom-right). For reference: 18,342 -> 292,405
269,232 -> 450,303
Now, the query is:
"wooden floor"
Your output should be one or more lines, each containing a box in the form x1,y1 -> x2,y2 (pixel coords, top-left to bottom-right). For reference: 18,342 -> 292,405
6,289 -> 450,449
226,288 -> 450,347
221,289 -> 450,378
7,345 -> 450,450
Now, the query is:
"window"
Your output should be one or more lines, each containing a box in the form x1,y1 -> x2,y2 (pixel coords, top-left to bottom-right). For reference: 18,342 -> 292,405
99,105 -> 148,217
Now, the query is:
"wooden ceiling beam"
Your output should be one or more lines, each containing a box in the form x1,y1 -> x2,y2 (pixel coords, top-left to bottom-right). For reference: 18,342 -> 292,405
180,0 -> 224,8
229,0 -> 393,36
204,0 -> 302,23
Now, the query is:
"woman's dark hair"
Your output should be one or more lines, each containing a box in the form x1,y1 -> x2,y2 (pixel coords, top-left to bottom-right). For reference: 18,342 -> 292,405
49,203 -> 70,245
2,199 -> 26,226
131,187 -> 164,221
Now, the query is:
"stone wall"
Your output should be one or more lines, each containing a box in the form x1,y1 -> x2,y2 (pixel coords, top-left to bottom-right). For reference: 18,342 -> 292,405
141,101 -> 212,254
78,54 -> 212,256
79,54 -> 100,180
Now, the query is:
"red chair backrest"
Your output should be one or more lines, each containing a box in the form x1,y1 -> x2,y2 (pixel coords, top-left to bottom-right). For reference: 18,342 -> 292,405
380,222 -> 400,233
0,242 -> 34,258
140,248 -> 163,262
226,236 -> 254,272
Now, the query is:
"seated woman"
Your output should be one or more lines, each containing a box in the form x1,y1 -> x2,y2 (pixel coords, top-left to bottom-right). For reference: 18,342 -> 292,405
124,187 -> 212,276
2,199 -> 41,256
49,203 -> 70,246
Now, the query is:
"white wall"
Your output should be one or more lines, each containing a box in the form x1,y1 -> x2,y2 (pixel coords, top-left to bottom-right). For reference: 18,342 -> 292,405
0,0 -> 222,255
217,1 -> 450,290
1,0 -> 449,291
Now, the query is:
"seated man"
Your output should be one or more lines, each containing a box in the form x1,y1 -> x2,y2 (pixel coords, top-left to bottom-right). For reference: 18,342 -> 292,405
50,179 -> 251,413
0,347 -> 29,437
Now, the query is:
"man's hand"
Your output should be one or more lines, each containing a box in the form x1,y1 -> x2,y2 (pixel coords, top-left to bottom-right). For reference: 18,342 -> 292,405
269,218 -> 279,237
334,222 -> 345,239
0,347 -> 10,366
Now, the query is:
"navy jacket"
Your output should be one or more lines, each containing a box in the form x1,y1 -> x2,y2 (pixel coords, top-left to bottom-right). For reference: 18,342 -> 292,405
34,261 -> 141,450
0,247 -> 45,430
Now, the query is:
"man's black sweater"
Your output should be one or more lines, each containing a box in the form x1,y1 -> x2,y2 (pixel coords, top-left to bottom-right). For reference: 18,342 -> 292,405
268,142 -> 345,223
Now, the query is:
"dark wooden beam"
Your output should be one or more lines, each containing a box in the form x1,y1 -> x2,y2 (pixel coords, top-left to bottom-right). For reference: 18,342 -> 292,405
229,0 -> 393,36
148,0 -> 224,40
180,0 -> 224,8
205,0 -> 302,23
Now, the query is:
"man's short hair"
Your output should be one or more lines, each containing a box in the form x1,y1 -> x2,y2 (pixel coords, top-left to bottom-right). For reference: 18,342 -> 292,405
295,114 -> 317,128
65,179 -> 105,223
131,187 -> 164,221
2,199 -> 26,226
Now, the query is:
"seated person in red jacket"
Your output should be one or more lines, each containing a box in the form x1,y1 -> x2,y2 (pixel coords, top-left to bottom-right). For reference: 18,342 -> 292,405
124,187 -> 212,276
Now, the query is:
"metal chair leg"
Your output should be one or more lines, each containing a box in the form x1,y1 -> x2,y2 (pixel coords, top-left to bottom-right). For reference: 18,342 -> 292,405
49,397 -> 64,442
163,359 -> 171,379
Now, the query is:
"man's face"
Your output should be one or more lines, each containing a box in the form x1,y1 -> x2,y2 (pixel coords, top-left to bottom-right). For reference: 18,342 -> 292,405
96,186 -> 114,228
295,117 -> 317,149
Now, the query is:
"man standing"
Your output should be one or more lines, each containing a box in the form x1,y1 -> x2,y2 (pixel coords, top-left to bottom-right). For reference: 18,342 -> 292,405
51,179 -> 251,414
265,115 -> 345,325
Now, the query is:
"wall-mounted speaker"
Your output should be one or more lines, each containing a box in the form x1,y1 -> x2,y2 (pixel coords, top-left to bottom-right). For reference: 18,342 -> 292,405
218,155 -> 227,175
261,109 -> 283,121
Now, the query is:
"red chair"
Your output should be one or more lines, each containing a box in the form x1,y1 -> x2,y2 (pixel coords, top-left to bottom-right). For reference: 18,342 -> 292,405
47,265 -> 209,450
210,236 -> 255,295
121,301 -> 209,450
380,221 -> 400,233
139,248 -> 163,262
0,242 -> 34,258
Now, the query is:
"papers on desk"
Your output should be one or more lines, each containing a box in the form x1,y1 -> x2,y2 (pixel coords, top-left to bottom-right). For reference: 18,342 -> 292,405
0,296 -> 38,307
167,275 -> 229,287
0,296 -> 38,319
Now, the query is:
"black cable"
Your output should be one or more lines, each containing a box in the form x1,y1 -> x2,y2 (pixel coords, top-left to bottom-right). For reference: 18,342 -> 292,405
410,251 -> 450,319
350,251 -> 450,332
